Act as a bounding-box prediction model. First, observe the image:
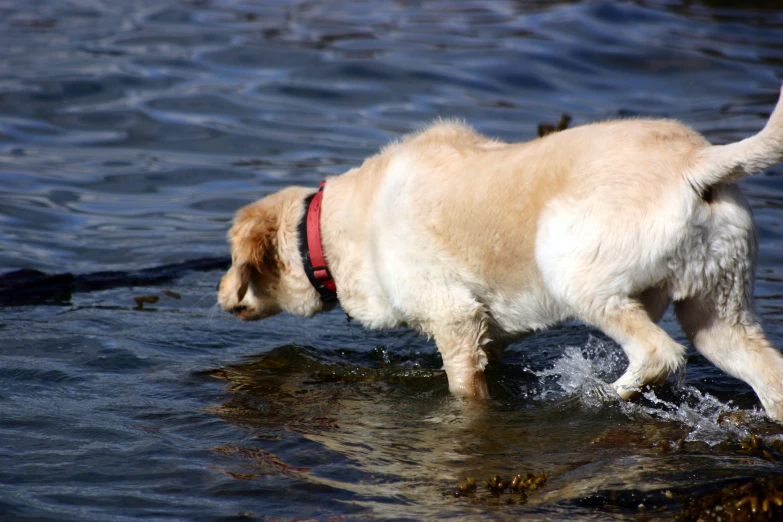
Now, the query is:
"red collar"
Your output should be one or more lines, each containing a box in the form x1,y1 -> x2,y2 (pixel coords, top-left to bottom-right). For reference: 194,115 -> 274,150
298,181 -> 338,303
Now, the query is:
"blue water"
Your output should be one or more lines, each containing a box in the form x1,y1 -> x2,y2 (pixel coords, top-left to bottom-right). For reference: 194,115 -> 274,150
2,1 -> 783,520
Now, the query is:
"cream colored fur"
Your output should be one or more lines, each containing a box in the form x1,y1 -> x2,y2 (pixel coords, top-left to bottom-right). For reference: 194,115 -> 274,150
219,85 -> 783,421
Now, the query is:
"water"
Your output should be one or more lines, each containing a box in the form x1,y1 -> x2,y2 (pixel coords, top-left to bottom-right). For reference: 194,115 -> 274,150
2,0 -> 783,519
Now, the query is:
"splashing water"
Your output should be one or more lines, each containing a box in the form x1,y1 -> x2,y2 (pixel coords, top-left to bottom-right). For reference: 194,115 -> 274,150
535,336 -> 776,446
627,387 -> 771,446
534,336 -> 626,407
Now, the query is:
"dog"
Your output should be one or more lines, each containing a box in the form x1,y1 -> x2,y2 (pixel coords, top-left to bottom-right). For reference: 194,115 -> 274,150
218,85 -> 783,421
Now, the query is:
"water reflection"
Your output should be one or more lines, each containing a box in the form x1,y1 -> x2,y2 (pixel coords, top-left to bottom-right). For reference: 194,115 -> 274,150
202,341 -> 783,518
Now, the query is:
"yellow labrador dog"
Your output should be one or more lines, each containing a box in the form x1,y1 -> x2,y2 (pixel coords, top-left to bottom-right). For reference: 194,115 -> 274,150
219,85 -> 783,421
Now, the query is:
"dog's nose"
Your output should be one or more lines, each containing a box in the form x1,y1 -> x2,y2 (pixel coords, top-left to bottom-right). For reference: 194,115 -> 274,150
230,305 -> 247,315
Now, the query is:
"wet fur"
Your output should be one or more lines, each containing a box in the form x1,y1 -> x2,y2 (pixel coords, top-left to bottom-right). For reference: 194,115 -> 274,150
219,86 -> 783,421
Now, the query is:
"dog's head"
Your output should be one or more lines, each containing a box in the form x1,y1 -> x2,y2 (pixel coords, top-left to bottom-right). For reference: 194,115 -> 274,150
217,187 -> 324,321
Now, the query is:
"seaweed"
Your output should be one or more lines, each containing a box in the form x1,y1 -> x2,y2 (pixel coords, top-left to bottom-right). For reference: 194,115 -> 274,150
0,256 -> 230,306
450,471 -> 548,505
537,113 -> 572,137
678,475 -> 783,522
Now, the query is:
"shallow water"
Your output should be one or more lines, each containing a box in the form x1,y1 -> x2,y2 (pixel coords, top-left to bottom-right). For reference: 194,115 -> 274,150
2,0 -> 783,520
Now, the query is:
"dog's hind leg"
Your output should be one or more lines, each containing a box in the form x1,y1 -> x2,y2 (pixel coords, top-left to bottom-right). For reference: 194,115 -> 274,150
670,182 -> 783,421
539,241 -> 683,396
675,297 -> 783,422
576,298 -> 686,399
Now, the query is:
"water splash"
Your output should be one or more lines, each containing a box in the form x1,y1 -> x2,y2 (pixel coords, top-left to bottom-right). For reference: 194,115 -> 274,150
534,336 -> 625,407
626,387 -> 768,446
535,336 -> 773,446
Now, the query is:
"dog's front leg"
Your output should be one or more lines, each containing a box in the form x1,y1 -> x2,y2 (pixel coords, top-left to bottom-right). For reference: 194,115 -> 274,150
431,317 -> 491,400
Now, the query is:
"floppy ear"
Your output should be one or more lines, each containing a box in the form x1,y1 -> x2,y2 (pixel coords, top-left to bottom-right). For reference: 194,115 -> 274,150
228,201 -> 279,300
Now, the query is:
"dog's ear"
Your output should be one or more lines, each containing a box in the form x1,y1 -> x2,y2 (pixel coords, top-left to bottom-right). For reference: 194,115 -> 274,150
229,201 -> 279,301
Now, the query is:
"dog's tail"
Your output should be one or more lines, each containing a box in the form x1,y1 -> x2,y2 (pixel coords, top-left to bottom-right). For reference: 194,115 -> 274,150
686,83 -> 783,193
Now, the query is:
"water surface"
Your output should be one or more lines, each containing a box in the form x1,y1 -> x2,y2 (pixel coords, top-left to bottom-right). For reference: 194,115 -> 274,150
3,0 -> 783,520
